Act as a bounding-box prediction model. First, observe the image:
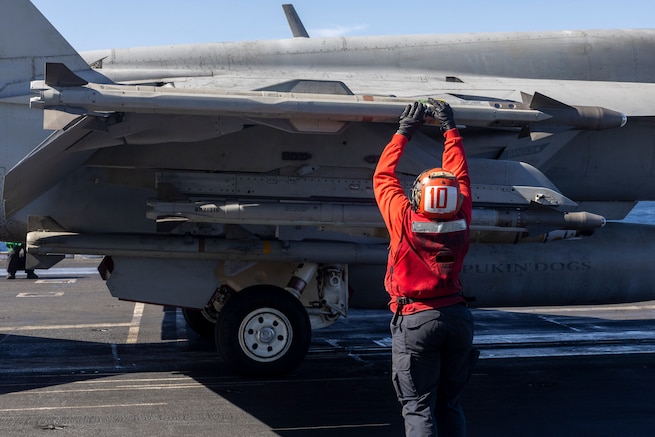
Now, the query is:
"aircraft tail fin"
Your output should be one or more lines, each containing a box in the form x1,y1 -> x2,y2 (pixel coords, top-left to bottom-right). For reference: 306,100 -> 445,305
283,4 -> 310,38
0,1 -> 95,240
0,0 -> 90,98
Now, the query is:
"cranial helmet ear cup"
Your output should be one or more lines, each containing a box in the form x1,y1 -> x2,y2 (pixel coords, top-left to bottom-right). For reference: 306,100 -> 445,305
409,168 -> 462,220
410,178 -> 422,212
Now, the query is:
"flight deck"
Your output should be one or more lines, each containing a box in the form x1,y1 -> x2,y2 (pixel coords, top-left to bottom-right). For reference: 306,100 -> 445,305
1,259 -> 654,436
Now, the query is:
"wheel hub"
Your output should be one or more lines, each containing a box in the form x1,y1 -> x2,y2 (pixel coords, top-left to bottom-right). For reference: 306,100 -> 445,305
258,326 -> 276,343
239,308 -> 292,362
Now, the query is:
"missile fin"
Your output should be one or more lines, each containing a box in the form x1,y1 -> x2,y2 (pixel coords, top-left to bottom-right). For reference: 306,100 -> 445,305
45,62 -> 88,87
529,92 -> 574,110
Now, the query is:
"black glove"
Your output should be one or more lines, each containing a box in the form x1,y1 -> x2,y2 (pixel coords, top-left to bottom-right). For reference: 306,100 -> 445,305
396,102 -> 426,140
428,98 -> 456,133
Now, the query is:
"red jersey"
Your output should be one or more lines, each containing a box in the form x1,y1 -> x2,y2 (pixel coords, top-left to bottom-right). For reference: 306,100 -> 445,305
373,129 -> 472,315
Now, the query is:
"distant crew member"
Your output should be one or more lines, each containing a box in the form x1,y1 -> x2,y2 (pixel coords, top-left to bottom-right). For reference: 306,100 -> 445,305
373,100 -> 478,436
6,242 -> 38,280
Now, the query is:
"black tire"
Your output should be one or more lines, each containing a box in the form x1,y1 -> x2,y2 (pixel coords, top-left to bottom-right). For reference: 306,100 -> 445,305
215,285 -> 311,377
182,308 -> 216,338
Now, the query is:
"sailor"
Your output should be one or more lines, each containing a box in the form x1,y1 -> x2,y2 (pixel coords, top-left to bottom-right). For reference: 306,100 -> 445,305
6,242 -> 38,280
373,100 -> 478,436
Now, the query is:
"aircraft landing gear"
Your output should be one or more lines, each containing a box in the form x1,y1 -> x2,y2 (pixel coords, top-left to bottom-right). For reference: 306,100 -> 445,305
215,285 -> 311,377
181,308 -> 216,338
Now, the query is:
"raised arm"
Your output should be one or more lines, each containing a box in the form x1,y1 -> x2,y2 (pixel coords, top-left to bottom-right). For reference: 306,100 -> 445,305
373,102 -> 427,242
429,99 -> 472,223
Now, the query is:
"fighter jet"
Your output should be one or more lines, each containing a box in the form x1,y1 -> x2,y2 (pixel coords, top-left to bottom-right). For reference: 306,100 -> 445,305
2,0 -> 655,376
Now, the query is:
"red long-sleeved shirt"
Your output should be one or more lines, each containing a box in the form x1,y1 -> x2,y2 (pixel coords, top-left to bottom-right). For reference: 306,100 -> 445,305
373,129 -> 472,314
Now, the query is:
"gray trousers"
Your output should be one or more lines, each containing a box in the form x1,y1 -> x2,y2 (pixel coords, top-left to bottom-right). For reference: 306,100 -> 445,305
7,247 -> 26,274
391,304 -> 478,437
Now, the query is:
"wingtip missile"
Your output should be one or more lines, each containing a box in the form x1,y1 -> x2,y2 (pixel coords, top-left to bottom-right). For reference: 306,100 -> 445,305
30,64 -> 628,135
528,92 -> 627,130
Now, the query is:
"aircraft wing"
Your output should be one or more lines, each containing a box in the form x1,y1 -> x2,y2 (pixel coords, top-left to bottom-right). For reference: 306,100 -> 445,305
10,62 -> 618,237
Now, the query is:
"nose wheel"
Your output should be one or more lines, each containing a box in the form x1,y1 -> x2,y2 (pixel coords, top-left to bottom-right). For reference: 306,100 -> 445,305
215,286 -> 311,377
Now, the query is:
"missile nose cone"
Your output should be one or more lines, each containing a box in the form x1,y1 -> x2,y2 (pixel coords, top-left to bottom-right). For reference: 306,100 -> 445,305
563,211 -> 606,230
575,106 -> 627,130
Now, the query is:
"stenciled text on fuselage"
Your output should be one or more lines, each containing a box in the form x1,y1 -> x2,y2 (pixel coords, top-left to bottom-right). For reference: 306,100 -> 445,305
462,261 -> 591,275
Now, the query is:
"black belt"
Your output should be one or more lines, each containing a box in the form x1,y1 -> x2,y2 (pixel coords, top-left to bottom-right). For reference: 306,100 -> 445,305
392,292 -> 463,326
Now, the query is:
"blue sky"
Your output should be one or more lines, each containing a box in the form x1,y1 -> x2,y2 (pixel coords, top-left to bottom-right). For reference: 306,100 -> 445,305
31,0 -> 655,52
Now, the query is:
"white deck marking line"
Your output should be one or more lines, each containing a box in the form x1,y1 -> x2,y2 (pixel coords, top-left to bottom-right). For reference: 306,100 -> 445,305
74,377 -> 193,384
538,315 -> 582,332
274,423 -> 391,432
126,302 -> 145,344
0,402 -> 167,413
34,279 -> 77,284
486,304 -> 655,313
16,291 -> 65,297
16,384 -> 205,394
0,322 -> 131,331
